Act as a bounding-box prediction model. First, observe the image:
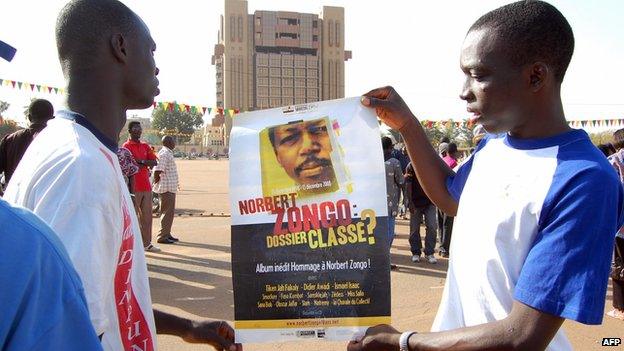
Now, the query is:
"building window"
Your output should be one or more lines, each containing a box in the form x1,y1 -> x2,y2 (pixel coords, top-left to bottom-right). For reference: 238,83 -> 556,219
336,21 -> 341,47
238,16 -> 243,42
312,35 -> 318,41
328,20 -> 334,46
279,32 -> 298,39
312,20 -> 318,28
230,16 -> 236,41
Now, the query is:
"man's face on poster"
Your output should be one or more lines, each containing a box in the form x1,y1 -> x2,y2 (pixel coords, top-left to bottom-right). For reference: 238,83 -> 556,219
271,119 -> 335,186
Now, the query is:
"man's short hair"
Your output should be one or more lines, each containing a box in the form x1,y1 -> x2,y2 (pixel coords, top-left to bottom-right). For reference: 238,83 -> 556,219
613,128 -> 624,143
128,121 -> 141,131
27,99 -> 54,124
469,0 -> 574,83
56,0 -> 138,70
448,142 -> 458,155
382,136 -> 394,151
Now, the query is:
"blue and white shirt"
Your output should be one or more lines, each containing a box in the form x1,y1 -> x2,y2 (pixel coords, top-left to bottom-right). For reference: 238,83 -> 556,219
432,129 -> 624,351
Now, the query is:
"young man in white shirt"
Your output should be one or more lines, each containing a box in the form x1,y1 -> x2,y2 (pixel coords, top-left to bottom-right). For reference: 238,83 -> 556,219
5,1 -> 240,350
349,1 -> 623,350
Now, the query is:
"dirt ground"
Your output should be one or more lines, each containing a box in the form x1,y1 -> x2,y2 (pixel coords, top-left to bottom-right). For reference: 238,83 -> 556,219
149,159 -> 623,350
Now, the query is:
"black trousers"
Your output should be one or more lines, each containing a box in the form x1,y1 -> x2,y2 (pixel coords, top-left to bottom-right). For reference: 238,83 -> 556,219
614,237 -> 624,310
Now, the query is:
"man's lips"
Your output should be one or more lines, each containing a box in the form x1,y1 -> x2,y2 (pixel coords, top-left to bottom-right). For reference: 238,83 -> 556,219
467,107 -> 481,122
295,158 -> 331,176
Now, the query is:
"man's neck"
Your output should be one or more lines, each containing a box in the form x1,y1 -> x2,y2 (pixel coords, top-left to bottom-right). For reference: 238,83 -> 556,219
510,92 -> 571,139
65,73 -> 126,142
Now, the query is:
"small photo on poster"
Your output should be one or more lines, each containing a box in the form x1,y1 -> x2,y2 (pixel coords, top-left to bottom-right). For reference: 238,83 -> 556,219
259,117 -> 349,197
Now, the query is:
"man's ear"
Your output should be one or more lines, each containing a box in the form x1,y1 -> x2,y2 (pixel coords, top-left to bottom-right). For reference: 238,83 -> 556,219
529,62 -> 549,92
110,33 -> 128,63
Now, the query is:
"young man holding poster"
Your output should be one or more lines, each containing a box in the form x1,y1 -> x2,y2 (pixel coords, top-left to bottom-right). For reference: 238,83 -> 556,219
350,1 -> 623,350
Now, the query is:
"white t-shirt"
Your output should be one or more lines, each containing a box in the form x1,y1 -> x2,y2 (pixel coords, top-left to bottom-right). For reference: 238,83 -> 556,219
433,130 -> 623,351
5,112 -> 157,351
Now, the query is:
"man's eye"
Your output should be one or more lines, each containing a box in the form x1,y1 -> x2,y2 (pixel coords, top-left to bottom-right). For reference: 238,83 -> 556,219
471,74 -> 485,81
309,126 -> 328,134
280,133 -> 300,145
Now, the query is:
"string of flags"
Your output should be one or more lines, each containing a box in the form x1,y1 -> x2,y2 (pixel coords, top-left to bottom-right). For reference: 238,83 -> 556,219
150,102 -> 241,117
0,78 -> 64,94
419,118 -> 624,130
1,78 -> 621,126
0,77 -> 242,117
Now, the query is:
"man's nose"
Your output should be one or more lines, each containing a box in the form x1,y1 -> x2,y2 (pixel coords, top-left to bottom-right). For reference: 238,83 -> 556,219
459,79 -> 474,102
300,132 -> 320,154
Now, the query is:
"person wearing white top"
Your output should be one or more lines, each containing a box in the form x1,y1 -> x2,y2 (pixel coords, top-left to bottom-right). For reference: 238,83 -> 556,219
348,1 -> 623,351
4,1 -> 240,350
153,135 -> 180,244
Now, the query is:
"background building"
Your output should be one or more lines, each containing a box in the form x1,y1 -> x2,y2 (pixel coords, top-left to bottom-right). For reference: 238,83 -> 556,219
212,0 -> 351,147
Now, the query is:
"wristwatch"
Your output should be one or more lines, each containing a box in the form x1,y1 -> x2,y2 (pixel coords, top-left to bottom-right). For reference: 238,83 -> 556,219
399,331 -> 417,351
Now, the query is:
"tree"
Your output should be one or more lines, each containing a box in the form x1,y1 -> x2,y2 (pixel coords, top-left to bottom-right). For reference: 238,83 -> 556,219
0,119 -> 20,139
0,100 -> 9,116
151,106 -> 204,143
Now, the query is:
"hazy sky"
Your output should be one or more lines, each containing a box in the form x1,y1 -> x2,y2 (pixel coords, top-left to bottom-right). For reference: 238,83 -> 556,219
1,0 -> 623,127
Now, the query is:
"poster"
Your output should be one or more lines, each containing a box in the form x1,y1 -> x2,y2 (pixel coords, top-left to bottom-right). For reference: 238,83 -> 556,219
230,97 -> 390,343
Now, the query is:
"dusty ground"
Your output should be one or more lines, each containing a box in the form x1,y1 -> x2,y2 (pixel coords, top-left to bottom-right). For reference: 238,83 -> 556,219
149,159 -> 623,350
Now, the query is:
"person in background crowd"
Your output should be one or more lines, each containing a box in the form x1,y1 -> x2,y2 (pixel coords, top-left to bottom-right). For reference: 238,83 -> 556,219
597,143 -> 616,158
383,136 -> 404,270
153,135 -> 180,244
116,146 -> 139,194
607,128 -> 624,321
391,143 -> 410,219
439,142 -> 460,257
4,1 -> 240,350
405,161 -> 438,264
436,141 -> 449,249
123,121 -> 160,252
351,1 -> 623,350
0,99 -> 54,195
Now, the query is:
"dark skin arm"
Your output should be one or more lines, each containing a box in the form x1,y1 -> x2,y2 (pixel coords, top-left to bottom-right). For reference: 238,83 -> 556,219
153,309 -> 242,351
137,159 -> 158,167
347,301 -> 564,351
127,175 -> 135,194
153,170 -> 162,184
362,86 -> 458,215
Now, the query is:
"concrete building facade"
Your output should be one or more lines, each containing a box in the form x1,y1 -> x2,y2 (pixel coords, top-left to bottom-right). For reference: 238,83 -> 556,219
212,0 -> 351,147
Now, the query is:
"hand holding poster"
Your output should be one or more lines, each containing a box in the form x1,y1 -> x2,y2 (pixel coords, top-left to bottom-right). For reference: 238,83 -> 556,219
230,97 -> 391,343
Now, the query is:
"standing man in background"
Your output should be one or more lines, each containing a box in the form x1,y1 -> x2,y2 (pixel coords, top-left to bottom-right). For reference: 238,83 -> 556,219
383,136 -> 404,269
153,135 -> 180,244
0,99 -> 54,195
123,121 -> 159,252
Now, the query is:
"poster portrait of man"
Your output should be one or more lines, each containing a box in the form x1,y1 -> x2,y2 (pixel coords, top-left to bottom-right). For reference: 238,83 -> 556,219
260,117 -> 345,196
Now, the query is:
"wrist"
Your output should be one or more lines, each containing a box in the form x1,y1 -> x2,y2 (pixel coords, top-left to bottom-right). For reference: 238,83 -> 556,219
398,116 -> 418,134
182,318 -> 196,340
399,331 -> 417,351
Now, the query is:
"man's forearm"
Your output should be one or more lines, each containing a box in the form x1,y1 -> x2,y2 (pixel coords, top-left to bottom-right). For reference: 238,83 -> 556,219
399,118 -> 457,215
406,302 -> 563,351
154,309 -> 192,337
139,159 -> 157,167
